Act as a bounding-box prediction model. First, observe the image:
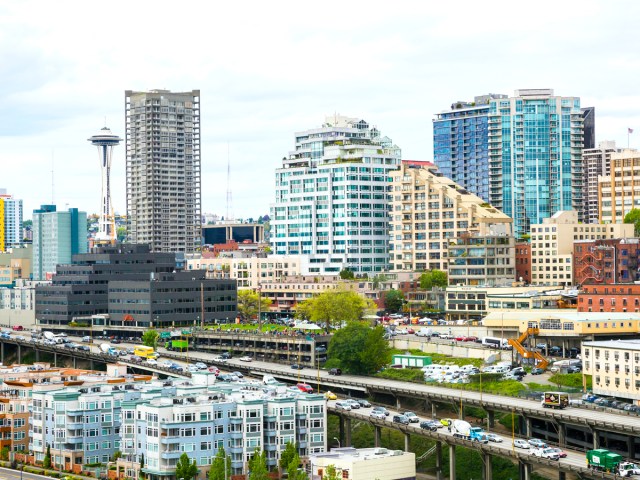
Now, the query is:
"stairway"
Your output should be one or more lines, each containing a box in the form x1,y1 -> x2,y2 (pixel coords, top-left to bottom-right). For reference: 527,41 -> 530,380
508,327 -> 548,367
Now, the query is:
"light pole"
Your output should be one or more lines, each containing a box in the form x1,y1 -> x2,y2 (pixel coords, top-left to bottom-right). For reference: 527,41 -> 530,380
257,284 -> 262,331
333,437 -> 341,448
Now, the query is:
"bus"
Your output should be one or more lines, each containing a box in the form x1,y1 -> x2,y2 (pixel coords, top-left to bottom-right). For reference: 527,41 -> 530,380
134,346 -> 158,359
481,337 -> 511,349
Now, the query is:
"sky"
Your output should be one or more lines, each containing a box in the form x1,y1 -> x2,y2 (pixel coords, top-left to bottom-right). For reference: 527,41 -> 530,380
2,0 -> 640,222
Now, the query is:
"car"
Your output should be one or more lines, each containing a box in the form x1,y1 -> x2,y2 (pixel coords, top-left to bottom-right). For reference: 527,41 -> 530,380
162,360 -> 174,367
420,420 -> 440,431
567,365 -> 582,374
356,399 -> 371,408
291,364 -> 304,370
370,410 -> 386,420
328,367 -> 342,376
239,356 -> 253,362
372,406 -> 390,417
513,439 -> 530,449
536,343 -> 547,350
146,359 -> 158,366
296,383 -> 313,393
531,448 -> 560,460
530,367 -> 545,375
547,448 -> 567,458
335,401 -> 352,411
81,336 -> 91,343
232,371 -> 244,379
213,356 -> 229,363
194,362 -> 208,370
315,346 -> 327,353
463,336 -> 478,342
549,346 -> 562,355
187,364 -> 199,372
392,414 -> 410,425
454,336 -> 465,341
528,438 -> 548,449
77,345 -> 90,352
111,338 -> 121,344
208,366 -> 220,375
440,418 -> 452,427
486,433 -> 503,443
130,355 -> 142,362
11,326 -> 24,331
406,328 -> 415,334
324,391 -> 337,400
402,411 -> 420,423
169,365 -> 184,372
344,399 -> 361,409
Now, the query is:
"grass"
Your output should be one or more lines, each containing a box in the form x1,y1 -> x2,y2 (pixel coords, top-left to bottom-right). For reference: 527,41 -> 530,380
548,373 -> 591,390
447,379 -> 527,397
375,368 -> 425,383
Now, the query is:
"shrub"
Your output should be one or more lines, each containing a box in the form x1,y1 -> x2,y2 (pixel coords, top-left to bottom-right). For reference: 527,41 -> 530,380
375,368 -> 425,383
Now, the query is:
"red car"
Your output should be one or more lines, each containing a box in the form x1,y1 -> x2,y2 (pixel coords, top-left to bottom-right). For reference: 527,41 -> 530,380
454,336 -> 465,341
296,383 -> 313,393
463,336 -> 478,342
406,328 -> 415,334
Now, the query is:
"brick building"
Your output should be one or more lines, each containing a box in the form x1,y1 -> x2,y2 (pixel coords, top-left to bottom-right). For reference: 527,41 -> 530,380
515,242 -> 531,284
573,238 -> 640,286
578,283 -> 640,313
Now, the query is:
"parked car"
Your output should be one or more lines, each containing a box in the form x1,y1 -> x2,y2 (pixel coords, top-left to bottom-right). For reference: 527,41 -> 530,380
536,343 -> 547,350
194,362 -> 208,370
567,365 -> 582,374
239,356 -> 253,362
392,414 -> 410,425
486,433 -> 503,443
513,439 -> 530,449
528,438 -> 548,449
232,371 -> 244,379
402,411 -> 420,423
462,336 -> 478,342
531,367 -> 545,375
420,420 -> 440,431
296,383 -> 313,394
356,399 -> 371,408
371,406 -> 390,417
329,368 -> 342,376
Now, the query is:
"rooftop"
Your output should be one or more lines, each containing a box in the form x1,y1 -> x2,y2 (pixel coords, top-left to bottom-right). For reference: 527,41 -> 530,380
311,447 -> 411,461
583,339 -> 640,350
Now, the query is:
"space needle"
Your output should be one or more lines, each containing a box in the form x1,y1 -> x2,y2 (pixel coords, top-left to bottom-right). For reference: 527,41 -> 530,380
88,127 -> 122,244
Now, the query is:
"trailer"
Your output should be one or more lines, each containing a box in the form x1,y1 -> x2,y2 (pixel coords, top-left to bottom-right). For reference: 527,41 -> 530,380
542,392 -> 569,409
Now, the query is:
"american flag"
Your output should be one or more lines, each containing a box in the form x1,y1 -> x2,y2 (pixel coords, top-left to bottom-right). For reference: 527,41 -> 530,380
630,128 -> 634,134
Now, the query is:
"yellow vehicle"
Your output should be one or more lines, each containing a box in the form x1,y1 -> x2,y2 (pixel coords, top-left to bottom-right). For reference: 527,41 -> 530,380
324,391 -> 337,400
134,346 -> 158,359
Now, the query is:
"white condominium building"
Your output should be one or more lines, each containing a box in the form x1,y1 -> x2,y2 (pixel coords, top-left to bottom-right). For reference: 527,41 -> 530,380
271,116 -> 401,275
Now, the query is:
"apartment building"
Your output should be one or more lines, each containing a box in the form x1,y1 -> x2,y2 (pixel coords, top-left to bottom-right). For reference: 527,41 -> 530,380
447,233 -> 515,287
574,238 -> 640,286
0,189 -> 23,251
271,115 -> 401,275
578,283 -> 640,313
515,242 -> 532,284
598,148 -> 640,224
389,162 -> 512,273
582,141 -> 620,224
582,339 -> 640,403
530,211 -> 633,287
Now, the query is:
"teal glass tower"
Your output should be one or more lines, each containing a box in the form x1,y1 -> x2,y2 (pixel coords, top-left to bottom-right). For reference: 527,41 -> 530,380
488,89 -> 583,237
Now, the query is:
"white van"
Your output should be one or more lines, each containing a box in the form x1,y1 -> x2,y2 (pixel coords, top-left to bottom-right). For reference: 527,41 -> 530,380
263,375 -> 278,385
416,327 -> 433,337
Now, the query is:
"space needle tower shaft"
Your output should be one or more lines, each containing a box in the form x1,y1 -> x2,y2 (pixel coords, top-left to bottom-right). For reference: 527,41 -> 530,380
88,127 -> 122,244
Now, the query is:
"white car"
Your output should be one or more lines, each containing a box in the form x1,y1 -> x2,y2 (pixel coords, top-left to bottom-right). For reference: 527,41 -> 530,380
239,356 -> 253,362
194,362 -> 208,370
213,356 -> 229,363
531,448 -> 560,460
513,439 -> 529,449
370,411 -> 386,420
162,360 -> 173,368
486,433 -> 503,443
187,364 -> 199,372
146,359 -> 158,366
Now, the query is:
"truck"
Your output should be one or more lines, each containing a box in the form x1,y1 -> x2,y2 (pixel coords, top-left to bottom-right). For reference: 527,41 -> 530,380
541,392 -> 569,409
100,343 -> 119,356
165,339 -> 189,351
449,420 -> 488,443
587,449 -> 624,473
618,462 -> 640,477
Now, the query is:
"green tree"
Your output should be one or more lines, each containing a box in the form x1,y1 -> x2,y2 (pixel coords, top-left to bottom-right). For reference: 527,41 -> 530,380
419,269 -> 448,289
112,450 -> 122,462
383,289 -> 404,312
287,454 -> 309,480
141,329 -> 159,349
624,208 -> 640,236
175,453 -> 198,480
209,446 -> 231,480
339,268 -> 355,280
116,226 -> 127,242
322,465 -> 341,480
237,289 -> 272,323
279,441 -> 297,472
372,274 -> 388,289
0,446 -> 9,460
140,453 -> 145,479
248,448 -> 268,480
295,288 -> 376,331
328,323 -> 390,374
43,444 -> 51,469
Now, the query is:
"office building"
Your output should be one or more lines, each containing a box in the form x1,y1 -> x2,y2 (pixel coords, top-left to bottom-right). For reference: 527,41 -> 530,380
202,222 -> 265,246
310,447 -> 416,480
271,115 -> 401,275
448,233 -> 515,287
488,89 -> 584,237
582,141 -> 620,224
578,283 -> 640,313
125,89 -> 201,253
598,149 -> 640,224
0,189 -> 23,251
35,244 -> 236,332
581,107 -> 596,150
530,211 -> 633,287
433,94 -> 507,202
388,162 -> 512,273
32,205 -> 87,280
582,339 -> 640,403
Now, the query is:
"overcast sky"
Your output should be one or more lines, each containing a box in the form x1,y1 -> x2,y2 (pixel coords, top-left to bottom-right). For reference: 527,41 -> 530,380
2,0 -> 640,221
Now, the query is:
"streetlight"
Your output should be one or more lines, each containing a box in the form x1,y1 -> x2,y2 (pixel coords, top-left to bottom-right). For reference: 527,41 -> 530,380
333,437 -> 341,448
257,284 -> 262,331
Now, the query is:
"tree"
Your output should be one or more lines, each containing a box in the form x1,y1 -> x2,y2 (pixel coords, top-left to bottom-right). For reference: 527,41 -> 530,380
209,446 -> 231,480
116,226 -> 127,242
339,268 -> 355,280
142,329 -> 159,349
140,453 -> 145,479
248,448 -> 268,480
372,274 -> 388,289
237,289 -> 272,323
295,288 -> 376,331
327,323 -> 391,374
624,208 -> 640,236
419,269 -> 448,289
383,289 -> 404,312
287,454 -> 309,480
175,453 -> 198,480
112,450 -> 122,462
279,442 -> 297,472
322,465 -> 341,480
0,447 -> 9,461
43,444 -> 51,469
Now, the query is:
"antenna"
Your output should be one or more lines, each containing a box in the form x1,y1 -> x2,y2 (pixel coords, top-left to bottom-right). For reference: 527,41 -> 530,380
226,142 -> 233,222
51,150 -> 55,204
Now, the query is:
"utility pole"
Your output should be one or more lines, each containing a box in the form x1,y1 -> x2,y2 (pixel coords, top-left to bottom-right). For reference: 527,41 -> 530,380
200,282 -> 205,329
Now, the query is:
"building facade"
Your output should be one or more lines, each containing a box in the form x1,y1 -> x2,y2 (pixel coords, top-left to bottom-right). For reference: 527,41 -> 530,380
310,447 -> 416,480
125,90 -> 201,253
574,238 -> 640,286
433,94 -> 507,203
515,242 -> 532,284
582,141 -> 619,224
530,211 -> 633,287
271,115 -> 401,275
448,233 -> 515,287
389,163 -> 513,273
598,149 -> 640,224
0,189 -> 23,251
32,205 -> 87,280
578,283 -> 640,313
488,89 -> 584,237
582,340 -> 640,404
202,223 -> 265,246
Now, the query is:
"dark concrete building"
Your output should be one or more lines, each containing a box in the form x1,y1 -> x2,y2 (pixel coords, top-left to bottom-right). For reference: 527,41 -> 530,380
35,244 -> 236,334
202,223 -> 264,246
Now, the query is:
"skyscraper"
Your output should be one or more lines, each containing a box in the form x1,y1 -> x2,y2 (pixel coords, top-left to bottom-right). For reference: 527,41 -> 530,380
32,205 -> 87,280
125,89 -> 201,253
0,189 -> 23,251
271,115 -> 401,274
488,89 -> 584,237
433,94 -> 507,203
582,140 -> 620,224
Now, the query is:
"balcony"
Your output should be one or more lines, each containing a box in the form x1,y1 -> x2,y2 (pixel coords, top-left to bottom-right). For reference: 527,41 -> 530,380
161,450 -> 182,460
160,436 -> 181,444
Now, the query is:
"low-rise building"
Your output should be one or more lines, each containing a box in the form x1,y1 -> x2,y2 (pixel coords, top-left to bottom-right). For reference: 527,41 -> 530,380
515,242 -> 531,284
310,447 -> 416,480
447,232 -> 515,287
582,339 -> 640,404
574,238 -> 640,286
598,148 -> 640,224
578,283 -> 640,313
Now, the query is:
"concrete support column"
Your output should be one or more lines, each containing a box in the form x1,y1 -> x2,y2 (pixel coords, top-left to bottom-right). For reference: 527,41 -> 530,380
523,417 -> 531,437
518,461 -> 531,480
73,356 -> 77,369
374,426 -> 381,448
486,410 -> 495,429
396,396 -> 402,410
404,432 -> 410,452
558,471 -> 566,480
592,429 -> 600,450
448,444 -> 456,480
339,416 -> 345,446
629,435 -> 636,460
17,345 -> 21,361
54,351 -> 57,367
557,422 -> 566,447
432,402 -> 438,419
35,349 -> 40,362
344,417 -> 352,448
435,441 -> 443,480
482,453 -> 492,480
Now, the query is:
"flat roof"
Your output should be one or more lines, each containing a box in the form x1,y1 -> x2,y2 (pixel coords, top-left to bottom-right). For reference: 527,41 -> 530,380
484,311 -> 640,322
311,447 -> 412,461
583,339 -> 640,350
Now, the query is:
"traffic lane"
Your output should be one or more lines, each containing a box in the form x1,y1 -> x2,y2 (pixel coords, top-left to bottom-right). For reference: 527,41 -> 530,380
325,399 -> 588,469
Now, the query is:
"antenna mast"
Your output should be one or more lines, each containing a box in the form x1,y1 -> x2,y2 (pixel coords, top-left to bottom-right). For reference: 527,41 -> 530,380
226,143 -> 233,222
